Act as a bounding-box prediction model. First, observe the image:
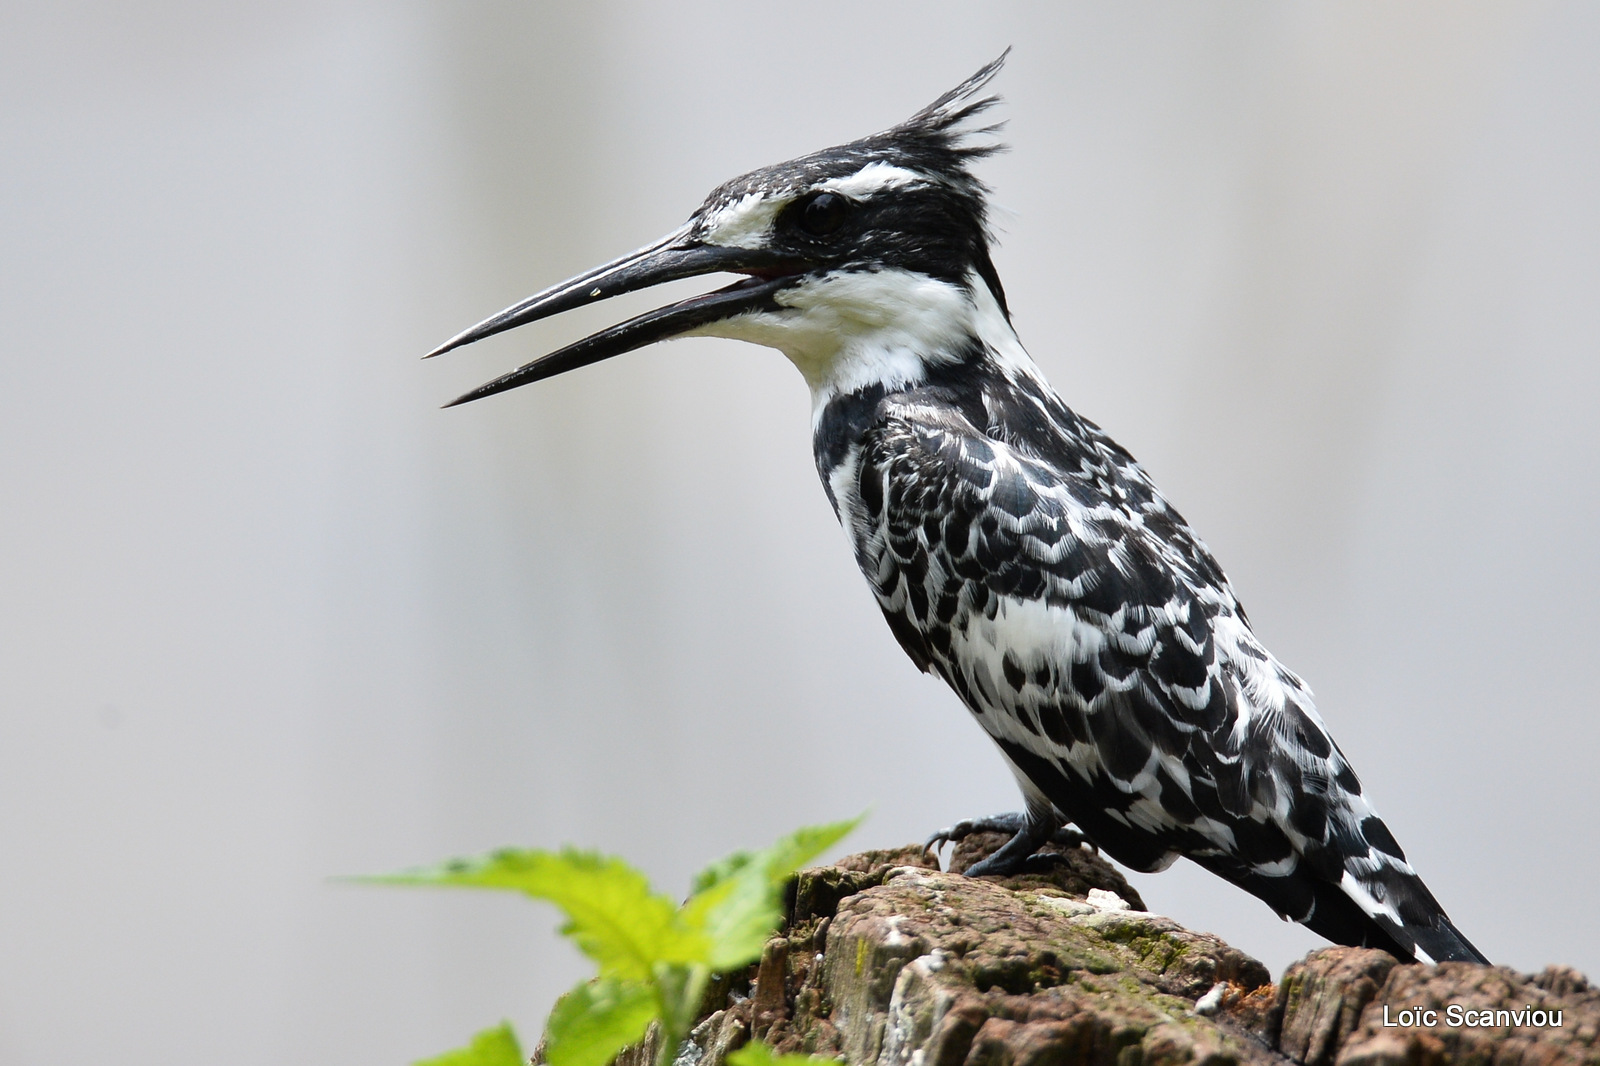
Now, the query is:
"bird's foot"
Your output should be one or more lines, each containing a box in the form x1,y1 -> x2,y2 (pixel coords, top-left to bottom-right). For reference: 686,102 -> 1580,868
925,812 -> 1087,853
924,811 -> 1088,876
1014,851 -> 1079,874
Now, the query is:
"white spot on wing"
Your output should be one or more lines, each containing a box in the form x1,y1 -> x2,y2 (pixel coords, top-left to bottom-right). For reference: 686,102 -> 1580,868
1339,869 -> 1403,927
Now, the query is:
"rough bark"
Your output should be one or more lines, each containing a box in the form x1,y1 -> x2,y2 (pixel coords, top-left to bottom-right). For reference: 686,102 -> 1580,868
591,834 -> 1598,1066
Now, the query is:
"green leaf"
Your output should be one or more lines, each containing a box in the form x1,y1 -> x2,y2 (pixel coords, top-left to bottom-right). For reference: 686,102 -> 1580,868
369,848 -> 708,978
687,850 -> 757,897
544,977 -> 660,1066
683,816 -> 862,971
725,1040 -> 839,1066
755,818 -> 864,883
413,1021 -> 525,1066
680,877 -> 774,971
689,817 -> 861,900
650,962 -> 713,1066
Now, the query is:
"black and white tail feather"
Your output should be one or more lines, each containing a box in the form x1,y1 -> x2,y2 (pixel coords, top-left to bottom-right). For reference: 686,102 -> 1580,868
427,51 -> 1488,965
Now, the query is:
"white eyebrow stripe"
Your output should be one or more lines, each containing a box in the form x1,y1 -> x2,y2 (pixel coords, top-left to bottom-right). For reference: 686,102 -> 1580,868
701,162 -> 932,250
818,162 -> 930,198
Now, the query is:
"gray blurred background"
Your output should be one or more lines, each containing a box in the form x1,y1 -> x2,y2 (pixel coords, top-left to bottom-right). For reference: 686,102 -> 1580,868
2,2 -> 1597,1063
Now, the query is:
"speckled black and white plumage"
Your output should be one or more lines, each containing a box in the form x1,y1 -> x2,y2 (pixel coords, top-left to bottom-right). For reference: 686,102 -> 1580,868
815,340 -> 1485,964
432,54 -> 1487,964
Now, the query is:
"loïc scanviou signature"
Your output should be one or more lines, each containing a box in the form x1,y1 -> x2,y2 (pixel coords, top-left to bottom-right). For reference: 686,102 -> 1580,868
1382,1004 -> 1563,1029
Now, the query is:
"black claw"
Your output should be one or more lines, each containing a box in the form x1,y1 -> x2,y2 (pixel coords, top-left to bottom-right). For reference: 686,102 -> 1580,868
1050,827 -> 1090,851
924,811 -> 1031,852
925,810 -> 1090,877
964,829 -> 1049,875
1019,852 -> 1073,873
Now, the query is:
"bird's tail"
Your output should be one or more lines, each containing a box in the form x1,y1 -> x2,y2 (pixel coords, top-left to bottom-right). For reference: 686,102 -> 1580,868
1259,775 -> 1491,964
1329,860 -> 1489,965
1200,846 -> 1489,964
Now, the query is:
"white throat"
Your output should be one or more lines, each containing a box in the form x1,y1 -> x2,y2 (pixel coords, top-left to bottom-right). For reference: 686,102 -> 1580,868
687,268 -> 1037,414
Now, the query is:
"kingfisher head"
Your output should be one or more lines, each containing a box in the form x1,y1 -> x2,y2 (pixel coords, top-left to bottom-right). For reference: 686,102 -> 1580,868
428,51 -> 1016,408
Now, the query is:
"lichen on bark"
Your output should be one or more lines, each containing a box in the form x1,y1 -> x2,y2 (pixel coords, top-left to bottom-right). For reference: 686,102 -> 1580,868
567,833 -> 1597,1066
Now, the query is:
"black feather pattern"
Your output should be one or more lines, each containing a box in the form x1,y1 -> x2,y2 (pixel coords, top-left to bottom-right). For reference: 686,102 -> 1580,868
436,48 -> 1490,967
813,350 -> 1487,964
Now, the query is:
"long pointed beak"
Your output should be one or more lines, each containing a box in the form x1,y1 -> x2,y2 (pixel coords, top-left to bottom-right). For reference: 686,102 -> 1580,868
427,225 -> 804,407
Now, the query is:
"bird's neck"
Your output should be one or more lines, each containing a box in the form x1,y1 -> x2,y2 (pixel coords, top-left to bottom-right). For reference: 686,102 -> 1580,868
802,271 -> 1072,521
807,273 -> 1046,427
689,267 -> 1045,416
812,269 -> 1041,410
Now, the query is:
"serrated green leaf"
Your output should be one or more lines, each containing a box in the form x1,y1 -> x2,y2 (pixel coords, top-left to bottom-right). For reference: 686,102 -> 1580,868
682,877 -> 780,971
413,1021 -> 525,1066
369,848 -> 708,977
725,1039 -> 840,1066
544,977 -> 659,1066
682,816 -> 862,971
756,818 -> 863,881
687,850 -> 757,897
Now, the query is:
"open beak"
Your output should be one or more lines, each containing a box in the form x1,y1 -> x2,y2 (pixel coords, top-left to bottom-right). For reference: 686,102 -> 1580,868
426,225 -> 804,407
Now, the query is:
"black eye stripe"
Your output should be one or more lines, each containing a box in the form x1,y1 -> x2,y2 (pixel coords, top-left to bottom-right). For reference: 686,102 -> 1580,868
795,191 -> 851,237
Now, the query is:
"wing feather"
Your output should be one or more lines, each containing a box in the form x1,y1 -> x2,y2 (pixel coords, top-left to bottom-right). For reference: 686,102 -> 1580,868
845,391 -> 1397,895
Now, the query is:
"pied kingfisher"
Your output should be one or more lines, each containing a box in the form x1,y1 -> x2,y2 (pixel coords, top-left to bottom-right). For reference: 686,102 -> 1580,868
426,53 -> 1487,965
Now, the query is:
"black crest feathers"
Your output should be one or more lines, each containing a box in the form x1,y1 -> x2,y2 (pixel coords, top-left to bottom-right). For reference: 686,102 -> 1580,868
892,47 -> 1011,164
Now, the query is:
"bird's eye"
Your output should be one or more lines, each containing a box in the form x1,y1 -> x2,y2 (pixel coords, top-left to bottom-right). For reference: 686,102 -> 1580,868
796,191 -> 850,237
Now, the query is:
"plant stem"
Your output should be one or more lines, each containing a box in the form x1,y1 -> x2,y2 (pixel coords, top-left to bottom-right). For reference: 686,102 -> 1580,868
653,963 -> 711,1066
